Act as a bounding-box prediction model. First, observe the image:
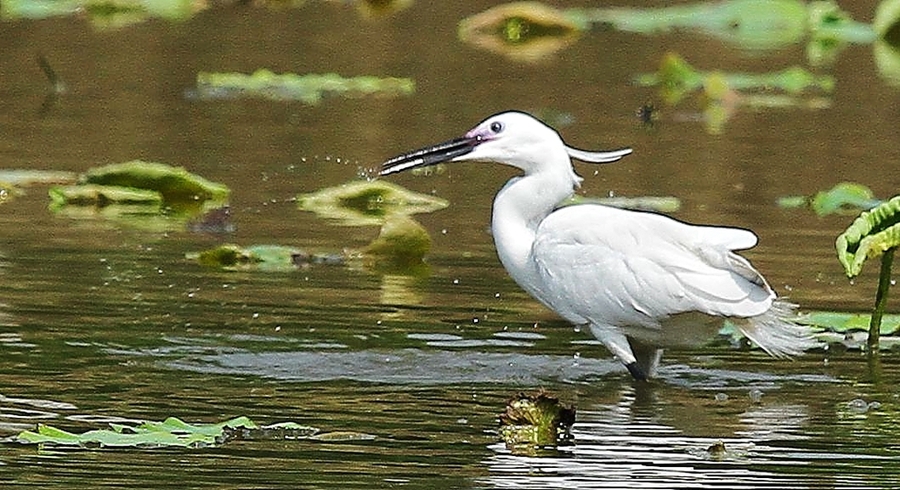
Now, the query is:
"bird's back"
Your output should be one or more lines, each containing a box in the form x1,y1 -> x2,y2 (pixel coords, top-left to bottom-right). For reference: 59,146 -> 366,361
530,204 -> 774,332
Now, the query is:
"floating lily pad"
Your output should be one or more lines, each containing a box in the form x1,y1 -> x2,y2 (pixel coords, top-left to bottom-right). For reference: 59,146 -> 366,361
797,311 -> 900,335
188,244 -> 344,271
778,182 -> 881,216
636,52 -> 834,104
193,70 -> 415,104
297,180 -> 448,226
499,391 -> 575,454
1,0 -> 204,27
80,160 -> 229,205
458,2 -> 584,62
16,416 -> 321,449
49,184 -> 163,209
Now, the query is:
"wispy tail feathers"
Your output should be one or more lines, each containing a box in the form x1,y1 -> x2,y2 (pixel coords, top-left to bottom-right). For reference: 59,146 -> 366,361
736,300 -> 821,358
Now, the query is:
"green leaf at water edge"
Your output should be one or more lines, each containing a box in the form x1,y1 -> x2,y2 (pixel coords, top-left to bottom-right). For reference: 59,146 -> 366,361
797,311 -> 900,335
15,416 -> 319,449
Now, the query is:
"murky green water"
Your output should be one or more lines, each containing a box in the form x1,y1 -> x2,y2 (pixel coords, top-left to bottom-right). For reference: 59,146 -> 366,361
2,1 -> 900,488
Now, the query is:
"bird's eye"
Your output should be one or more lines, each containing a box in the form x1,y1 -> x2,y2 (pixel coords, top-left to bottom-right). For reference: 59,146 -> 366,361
490,121 -> 504,133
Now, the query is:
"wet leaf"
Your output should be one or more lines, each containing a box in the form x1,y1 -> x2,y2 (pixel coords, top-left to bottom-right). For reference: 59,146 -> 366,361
81,160 -> 230,205
797,311 -> 900,335
193,70 -> 415,103
1,0 -> 204,27
16,416 -> 277,448
49,184 -> 163,209
458,2 -> 584,63
835,195 -> 900,278
811,182 -> 881,216
636,52 -> 834,104
297,180 -> 448,226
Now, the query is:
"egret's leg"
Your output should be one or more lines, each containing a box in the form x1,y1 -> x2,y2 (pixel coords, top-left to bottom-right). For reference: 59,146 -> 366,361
587,324 -> 645,379
628,338 -> 663,379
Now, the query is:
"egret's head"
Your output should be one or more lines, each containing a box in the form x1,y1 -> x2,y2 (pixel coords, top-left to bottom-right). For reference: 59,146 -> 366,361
380,111 -> 631,177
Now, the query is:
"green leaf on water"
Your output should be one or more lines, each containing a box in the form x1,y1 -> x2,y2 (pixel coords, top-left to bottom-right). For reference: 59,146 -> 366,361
297,180 -> 448,226
81,160 -> 229,205
778,182 -> 882,216
49,184 -> 163,209
811,182 -> 881,216
797,311 -> 900,335
16,416 -> 320,449
194,70 -> 415,104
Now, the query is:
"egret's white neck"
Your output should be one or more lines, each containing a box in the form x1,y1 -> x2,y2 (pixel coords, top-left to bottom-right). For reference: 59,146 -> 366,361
490,165 -> 579,300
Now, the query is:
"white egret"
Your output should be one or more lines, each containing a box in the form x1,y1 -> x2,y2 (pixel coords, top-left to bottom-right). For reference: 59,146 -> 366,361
380,111 -> 817,380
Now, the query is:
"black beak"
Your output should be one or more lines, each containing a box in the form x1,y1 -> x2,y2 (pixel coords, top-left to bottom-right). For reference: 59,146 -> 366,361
380,136 -> 478,176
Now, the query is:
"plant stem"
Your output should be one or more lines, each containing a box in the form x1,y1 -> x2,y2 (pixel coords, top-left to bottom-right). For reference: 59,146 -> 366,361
868,247 -> 896,353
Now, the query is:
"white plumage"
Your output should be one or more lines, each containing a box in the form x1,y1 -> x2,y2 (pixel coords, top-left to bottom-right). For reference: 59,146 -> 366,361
381,111 -> 817,379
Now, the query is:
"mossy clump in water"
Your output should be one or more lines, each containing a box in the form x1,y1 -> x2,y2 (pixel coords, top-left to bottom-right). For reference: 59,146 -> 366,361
364,215 -> 432,272
297,180 -> 448,226
499,391 -> 575,454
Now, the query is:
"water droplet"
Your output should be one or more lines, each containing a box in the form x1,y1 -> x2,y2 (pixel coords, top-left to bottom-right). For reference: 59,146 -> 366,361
748,389 -> 763,404
714,393 -> 728,402
573,325 -> 581,333
847,398 -> 869,413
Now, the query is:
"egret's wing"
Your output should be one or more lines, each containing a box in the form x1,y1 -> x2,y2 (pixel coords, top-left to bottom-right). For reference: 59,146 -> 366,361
532,205 -> 773,328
